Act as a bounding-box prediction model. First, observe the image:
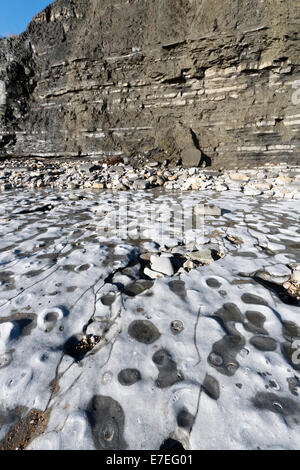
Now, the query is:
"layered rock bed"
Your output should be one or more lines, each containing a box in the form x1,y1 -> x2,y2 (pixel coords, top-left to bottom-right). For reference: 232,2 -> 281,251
0,187 -> 300,450
1,158 -> 300,199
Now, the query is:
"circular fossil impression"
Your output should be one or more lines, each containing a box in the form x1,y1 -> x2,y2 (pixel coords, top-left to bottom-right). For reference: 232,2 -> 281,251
170,320 -> 184,335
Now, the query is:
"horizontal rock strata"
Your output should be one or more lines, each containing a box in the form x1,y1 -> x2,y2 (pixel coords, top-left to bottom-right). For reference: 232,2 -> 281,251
0,0 -> 300,167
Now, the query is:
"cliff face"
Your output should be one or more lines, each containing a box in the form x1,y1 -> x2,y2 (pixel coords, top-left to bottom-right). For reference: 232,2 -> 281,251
0,0 -> 300,167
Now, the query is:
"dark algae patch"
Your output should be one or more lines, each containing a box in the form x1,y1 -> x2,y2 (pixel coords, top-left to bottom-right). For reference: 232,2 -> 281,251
118,369 -> 141,386
250,336 -> 277,352
87,395 -> 128,450
202,374 -> 221,400
208,303 -> 245,376
152,349 -> 184,388
252,392 -> 300,421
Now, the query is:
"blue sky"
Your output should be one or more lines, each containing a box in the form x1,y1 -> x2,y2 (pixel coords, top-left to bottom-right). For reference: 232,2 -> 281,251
0,0 -> 52,37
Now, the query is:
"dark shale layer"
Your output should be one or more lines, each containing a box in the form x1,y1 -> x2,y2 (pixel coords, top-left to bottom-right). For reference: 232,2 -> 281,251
0,0 -> 300,167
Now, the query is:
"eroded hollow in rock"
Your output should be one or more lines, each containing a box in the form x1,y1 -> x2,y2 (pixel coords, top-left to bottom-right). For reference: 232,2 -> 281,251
202,373 -> 221,400
207,303 -> 246,376
118,368 -> 141,386
252,392 -> 300,418
160,438 -> 185,451
152,348 -> 184,388
128,320 -> 161,344
86,395 -> 128,450
176,407 -> 195,432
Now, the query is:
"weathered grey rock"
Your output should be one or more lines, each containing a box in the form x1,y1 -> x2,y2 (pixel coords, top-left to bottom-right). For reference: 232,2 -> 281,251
0,0 -> 299,167
255,264 -> 292,285
181,148 -> 202,168
150,255 -> 175,276
186,249 -> 214,265
202,374 -> 220,400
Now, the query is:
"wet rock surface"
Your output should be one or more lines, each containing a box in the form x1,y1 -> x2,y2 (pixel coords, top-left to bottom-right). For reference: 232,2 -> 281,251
118,369 -> 141,387
128,320 -> 161,345
152,349 -> 184,389
0,187 -> 299,450
202,374 -> 221,400
176,407 -> 195,433
0,408 -> 50,450
252,392 -> 300,419
87,395 -> 128,450
250,336 -> 277,352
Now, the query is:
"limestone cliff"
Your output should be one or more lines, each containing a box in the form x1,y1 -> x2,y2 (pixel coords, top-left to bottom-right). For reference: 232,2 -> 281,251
0,0 -> 300,167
